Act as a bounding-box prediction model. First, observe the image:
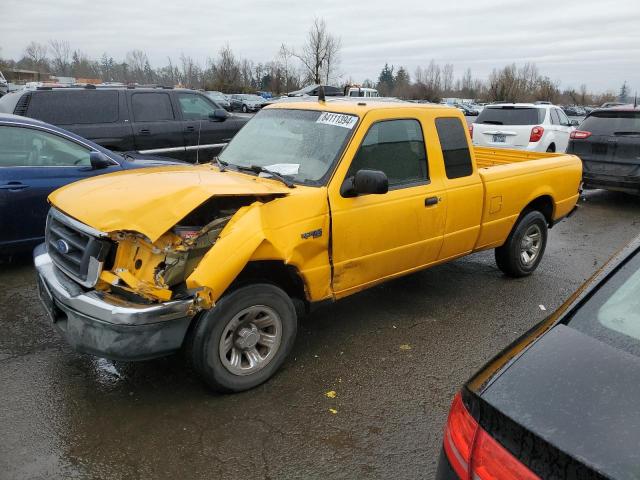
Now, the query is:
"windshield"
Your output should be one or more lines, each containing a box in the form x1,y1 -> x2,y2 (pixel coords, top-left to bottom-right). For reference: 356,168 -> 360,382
477,107 -> 545,125
219,108 -> 358,185
580,111 -> 640,135
567,250 -> 640,357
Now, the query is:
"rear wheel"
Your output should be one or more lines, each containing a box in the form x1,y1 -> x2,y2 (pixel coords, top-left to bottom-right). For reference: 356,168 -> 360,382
495,210 -> 548,277
187,283 -> 297,393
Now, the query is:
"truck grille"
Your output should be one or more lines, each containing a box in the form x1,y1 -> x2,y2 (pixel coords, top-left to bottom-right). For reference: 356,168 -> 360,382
45,208 -> 112,288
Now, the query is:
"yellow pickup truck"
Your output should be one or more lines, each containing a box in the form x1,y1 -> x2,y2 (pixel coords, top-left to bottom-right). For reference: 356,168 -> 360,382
35,99 -> 581,392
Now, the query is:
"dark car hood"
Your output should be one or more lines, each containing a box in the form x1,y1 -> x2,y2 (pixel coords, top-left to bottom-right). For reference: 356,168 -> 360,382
481,324 -> 640,480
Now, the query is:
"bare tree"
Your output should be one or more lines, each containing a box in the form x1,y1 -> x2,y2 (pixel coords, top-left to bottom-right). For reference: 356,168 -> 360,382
442,63 -> 454,94
214,45 -> 241,92
49,39 -> 71,76
278,44 -> 294,92
23,42 -> 48,71
293,17 -> 340,84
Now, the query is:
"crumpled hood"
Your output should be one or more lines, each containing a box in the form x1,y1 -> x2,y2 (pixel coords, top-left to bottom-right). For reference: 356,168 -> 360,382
49,164 -> 290,242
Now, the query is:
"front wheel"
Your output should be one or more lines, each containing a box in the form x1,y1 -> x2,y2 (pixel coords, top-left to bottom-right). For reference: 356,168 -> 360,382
242,104 -> 248,113
495,210 -> 548,277
187,283 -> 297,393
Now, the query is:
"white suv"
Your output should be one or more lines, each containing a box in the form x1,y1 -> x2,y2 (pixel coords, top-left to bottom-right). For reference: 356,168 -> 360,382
470,103 -> 577,153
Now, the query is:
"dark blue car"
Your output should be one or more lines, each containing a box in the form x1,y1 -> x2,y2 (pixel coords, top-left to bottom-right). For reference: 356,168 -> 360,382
0,113 -> 182,254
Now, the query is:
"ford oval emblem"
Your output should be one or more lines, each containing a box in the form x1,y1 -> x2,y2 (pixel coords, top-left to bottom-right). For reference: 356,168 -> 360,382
55,239 -> 71,254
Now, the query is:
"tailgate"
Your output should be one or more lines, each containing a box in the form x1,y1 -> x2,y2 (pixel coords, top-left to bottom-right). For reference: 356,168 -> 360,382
474,124 -> 532,148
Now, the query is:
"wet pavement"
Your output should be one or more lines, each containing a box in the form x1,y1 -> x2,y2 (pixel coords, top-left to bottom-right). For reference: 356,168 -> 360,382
1,190 -> 639,480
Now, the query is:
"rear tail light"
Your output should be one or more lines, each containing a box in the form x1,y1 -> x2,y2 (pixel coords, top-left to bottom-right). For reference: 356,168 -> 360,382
469,124 -> 474,139
443,392 -> 540,480
529,126 -> 544,143
570,130 -> 592,140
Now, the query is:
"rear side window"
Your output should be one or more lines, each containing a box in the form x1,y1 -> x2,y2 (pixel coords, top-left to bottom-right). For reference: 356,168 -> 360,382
131,93 -> 174,122
347,119 -> 428,188
435,117 -> 473,179
27,91 -> 118,125
477,107 -> 545,125
568,251 -> 640,358
580,111 -> 640,136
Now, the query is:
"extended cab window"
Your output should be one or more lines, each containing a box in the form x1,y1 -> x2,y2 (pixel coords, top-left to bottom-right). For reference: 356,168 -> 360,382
177,93 -> 217,120
131,93 -> 174,122
27,91 -> 118,125
347,119 -> 428,188
435,117 -> 473,179
0,125 -> 92,167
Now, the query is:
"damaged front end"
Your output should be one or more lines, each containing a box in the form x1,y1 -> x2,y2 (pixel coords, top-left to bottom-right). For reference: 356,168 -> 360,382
96,195 -> 272,309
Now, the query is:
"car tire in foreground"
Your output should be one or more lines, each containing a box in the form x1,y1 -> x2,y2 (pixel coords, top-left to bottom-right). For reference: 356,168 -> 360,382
187,283 -> 298,393
495,210 -> 548,278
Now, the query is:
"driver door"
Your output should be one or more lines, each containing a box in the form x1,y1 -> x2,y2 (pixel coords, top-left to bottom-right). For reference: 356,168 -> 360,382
328,112 -> 447,297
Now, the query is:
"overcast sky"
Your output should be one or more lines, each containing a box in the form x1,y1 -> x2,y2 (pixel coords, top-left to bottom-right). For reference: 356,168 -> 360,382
3,0 -> 639,93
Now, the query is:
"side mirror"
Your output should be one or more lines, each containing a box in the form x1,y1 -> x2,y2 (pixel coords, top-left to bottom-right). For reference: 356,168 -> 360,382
570,119 -> 580,127
341,169 -> 389,197
209,109 -> 230,122
89,151 -> 112,169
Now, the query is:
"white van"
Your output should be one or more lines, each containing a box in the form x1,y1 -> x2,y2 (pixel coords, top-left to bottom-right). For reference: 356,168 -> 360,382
346,87 -> 379,98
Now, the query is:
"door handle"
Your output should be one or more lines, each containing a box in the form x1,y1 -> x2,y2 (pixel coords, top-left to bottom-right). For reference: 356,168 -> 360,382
139,129 -> 150,135
425,196 -> 439,206
185,126 -> 195,132
0,182 -> 29,191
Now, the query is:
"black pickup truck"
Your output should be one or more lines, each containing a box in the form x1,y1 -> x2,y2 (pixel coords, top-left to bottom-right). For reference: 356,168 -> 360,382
0,86 -> 248,163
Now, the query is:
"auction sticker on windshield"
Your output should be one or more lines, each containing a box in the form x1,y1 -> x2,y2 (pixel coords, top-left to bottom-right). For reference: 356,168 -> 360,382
317,112 -> 358,129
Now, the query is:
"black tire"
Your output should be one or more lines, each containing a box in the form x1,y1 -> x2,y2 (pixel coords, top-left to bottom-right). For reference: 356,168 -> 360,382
495,210 -> 548,278
186,283 -> 297,393
242,104 -> 248,113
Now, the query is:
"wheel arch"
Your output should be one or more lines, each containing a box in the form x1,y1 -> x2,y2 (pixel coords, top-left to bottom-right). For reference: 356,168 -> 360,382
227,260 -> 309,314
522,194 -> 554,225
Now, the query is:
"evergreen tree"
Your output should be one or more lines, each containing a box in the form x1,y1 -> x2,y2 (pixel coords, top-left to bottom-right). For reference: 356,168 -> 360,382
619,81 -> 629,102
377,63 -> 395,96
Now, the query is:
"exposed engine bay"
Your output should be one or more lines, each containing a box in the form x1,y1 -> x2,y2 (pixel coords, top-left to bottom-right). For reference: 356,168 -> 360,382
96,195 -> 277,304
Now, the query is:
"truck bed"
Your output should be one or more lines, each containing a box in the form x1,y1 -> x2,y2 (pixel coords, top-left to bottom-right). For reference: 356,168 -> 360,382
474,146 -> 562,168
471,146 -> 582,251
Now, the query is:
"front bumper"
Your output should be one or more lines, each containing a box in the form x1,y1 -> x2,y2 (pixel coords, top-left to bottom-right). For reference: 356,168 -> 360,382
33,244 -> 196,361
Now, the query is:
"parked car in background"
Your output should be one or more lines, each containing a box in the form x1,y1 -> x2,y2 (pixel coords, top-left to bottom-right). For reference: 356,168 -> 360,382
345,86 -> 379,98
568,105 -> 640,194
601,101 -> 627,108
0,86 -> 248,163
205,91 -> 232,110
471,103 -> 577,152
437,234 -> 640,480
455,104 -> 478,116
0,71 -> 8,97
230,94 -> 266,112
286,84 -> 343,97
0,113 -> 182,254
256,91 -> 273,99
562,105 -> 586,116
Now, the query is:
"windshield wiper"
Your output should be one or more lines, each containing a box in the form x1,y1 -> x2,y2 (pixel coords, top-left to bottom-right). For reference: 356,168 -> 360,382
613,131 -> 640,136
482,121 -> 503,125
212,156 -> 228,172
234,164 -> 295,188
